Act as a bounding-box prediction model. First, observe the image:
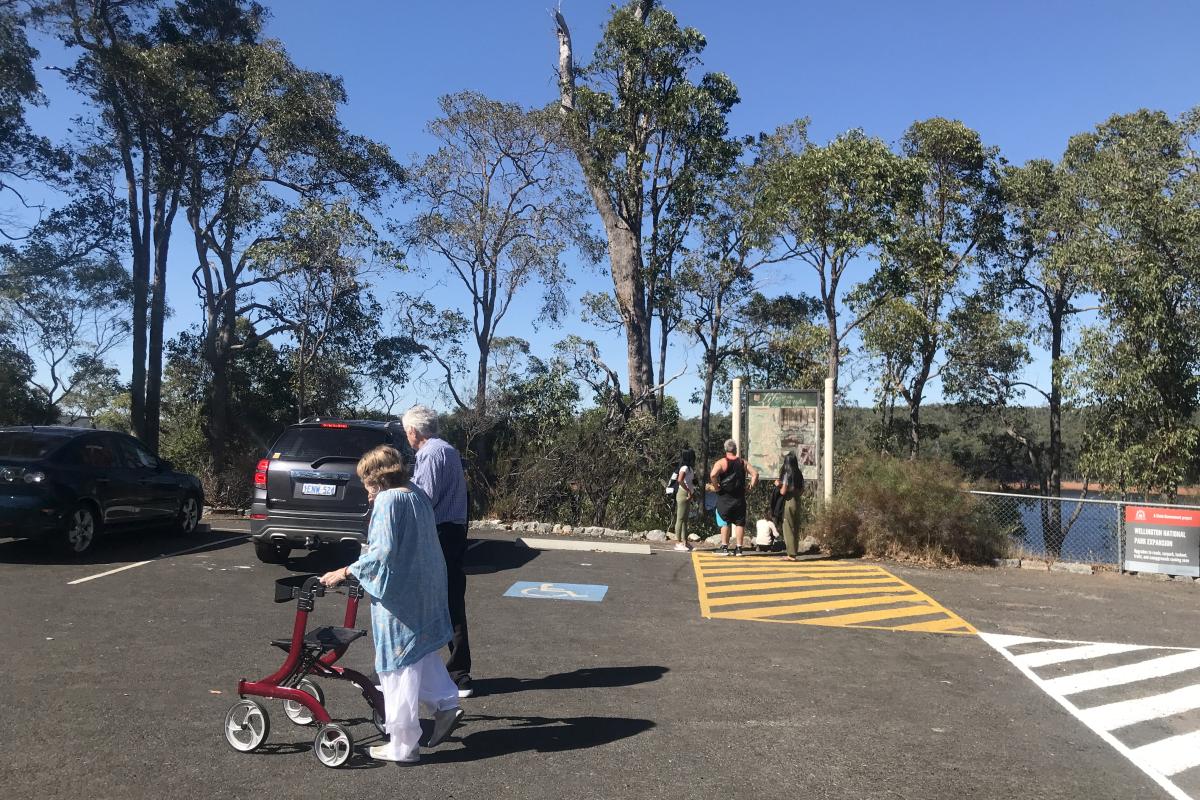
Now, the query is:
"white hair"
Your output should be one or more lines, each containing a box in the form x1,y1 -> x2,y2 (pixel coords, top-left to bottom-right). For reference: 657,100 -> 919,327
402,405 -> 439,438
723,438 -> 738,455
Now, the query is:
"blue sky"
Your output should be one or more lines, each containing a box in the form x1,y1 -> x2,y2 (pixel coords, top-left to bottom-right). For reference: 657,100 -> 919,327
19,0 -> 1200,415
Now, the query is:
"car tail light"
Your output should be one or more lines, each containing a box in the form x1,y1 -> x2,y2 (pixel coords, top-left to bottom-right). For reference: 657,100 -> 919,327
249,513 -> 267,520
254,458 -> 269,489
320,422 -> 349,429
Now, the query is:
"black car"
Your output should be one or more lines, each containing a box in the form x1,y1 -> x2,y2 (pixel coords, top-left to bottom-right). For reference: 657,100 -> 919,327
249,419 -> 411,564
0,426 -> 206,556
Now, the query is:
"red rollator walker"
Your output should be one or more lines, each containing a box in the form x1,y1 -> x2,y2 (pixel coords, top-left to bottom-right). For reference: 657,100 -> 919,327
222,574 -> 386,767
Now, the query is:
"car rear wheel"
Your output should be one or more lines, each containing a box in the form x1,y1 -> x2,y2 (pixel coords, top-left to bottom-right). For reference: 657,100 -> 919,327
59,504 -> 99,556
254,539 -> 290,564
176,493 -> 201,535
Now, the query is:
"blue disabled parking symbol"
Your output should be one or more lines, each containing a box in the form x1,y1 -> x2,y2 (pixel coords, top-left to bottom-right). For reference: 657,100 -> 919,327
504,581 -> 608,602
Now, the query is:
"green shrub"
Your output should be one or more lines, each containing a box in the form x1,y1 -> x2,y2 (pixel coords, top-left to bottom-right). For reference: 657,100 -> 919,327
807,454 -> 1008,565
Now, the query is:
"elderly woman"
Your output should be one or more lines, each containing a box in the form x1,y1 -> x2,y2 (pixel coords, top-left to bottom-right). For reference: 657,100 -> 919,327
320,445 -> 463,764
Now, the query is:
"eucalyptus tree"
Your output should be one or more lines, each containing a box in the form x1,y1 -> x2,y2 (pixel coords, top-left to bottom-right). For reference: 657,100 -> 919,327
1069,108 -> 1200,499
677,136 -> 816,475
0,322 -> 52,423
254,201 -> 386,422
763,126 -> 918,399
59,0 -> 264,448
403,92 -> 594,416
555,0 -> 738,415
181,34 -> 402,483
861,118 -> 1003,457
0,195 -> 130,417
0,0 -> 69,239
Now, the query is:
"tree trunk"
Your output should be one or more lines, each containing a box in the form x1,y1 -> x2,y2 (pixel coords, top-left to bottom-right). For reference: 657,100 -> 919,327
144,192 -> 178,453
205,298 -> 237,500
826,316 -> 840,400
1044,298 -> 1066,555
656,309 -> 669,412
609,225 -> 655,413
475,337 -> 490,417
699,353 -> 717,483
556,7 -> 656,417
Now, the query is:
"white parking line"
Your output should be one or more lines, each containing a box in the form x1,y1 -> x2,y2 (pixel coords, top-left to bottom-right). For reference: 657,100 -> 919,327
1045,650 -> 1200,696
1015,642 -> 1151,669
1083,685 -> 1200,732
981,632 -> 1196,800
1132,730 -> 1200,777
67,536 -> 249,585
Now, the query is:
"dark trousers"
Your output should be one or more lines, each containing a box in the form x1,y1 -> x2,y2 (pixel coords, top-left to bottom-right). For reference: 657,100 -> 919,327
436,521 -> 471,683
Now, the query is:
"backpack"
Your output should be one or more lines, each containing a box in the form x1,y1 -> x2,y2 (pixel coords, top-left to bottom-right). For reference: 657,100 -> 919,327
717,457 -> 745,496
665,467 -> 679,496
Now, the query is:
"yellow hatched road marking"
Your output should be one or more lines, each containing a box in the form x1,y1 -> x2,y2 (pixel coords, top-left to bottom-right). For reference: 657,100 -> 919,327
714,593 -> 923,620
691,554 -> 976,636
707,585 -> 916,607
706,577 -> 900,593
704,570 -> 883,583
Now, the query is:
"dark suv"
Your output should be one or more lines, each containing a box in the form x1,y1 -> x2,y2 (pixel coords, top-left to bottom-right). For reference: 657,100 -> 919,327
249,419 -> 410,564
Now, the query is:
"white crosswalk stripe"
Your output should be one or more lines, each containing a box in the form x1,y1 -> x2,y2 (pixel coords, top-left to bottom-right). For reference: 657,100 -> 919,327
982,632 -> 1200,800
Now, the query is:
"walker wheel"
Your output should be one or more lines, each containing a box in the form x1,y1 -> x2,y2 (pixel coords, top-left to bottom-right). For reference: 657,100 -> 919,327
313,723 -> 354,767
224,699 -> 270,752
283,678 -> 324,725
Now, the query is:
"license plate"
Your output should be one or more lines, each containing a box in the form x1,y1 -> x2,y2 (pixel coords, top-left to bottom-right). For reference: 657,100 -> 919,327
301,483 -> 336,496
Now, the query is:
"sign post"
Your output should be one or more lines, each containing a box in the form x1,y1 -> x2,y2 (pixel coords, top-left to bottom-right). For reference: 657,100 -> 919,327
823,377 -> 833,503
1122,506 -> 1200,577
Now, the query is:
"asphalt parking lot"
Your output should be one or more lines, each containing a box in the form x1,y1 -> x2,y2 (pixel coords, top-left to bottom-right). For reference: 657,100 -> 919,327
2,523 -> 1199,799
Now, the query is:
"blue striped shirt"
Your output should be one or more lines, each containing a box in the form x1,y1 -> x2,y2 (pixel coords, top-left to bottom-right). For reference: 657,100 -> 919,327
411,437 -> 468,525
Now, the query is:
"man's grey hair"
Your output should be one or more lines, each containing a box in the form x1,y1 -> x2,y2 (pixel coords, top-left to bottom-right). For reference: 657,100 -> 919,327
723,438 -> 737,455
402,405 -> 439,438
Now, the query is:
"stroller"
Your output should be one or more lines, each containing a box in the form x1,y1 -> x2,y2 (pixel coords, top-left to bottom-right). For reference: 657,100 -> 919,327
222,574 -> 385,768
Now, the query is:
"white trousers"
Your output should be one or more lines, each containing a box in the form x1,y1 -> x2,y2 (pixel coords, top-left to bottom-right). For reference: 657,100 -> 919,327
377,650 -> 460,761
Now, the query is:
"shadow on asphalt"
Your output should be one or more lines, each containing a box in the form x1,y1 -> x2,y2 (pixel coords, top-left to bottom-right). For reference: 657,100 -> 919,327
0,525 -> 244,566
250,741 -> 385,770
430,714 -> 655,762
472,666 -> 669,697
462,537 -> 540,575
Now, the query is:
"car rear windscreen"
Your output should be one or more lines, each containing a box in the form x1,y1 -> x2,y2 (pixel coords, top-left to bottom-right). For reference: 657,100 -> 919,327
0,431 -> 68,459
270,427 -> 388,462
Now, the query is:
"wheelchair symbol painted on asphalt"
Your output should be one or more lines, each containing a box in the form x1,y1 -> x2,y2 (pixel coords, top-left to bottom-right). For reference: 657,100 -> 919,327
503,581 -> 608,602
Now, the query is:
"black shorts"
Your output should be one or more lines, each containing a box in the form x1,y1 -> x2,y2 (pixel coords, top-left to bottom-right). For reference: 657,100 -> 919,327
717,499 -> 747,526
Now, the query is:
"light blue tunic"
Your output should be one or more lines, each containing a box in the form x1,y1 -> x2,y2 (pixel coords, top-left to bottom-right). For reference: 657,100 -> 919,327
347,487 -> 452,674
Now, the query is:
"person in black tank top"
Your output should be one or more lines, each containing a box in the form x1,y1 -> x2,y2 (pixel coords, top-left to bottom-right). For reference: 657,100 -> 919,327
708,438 -> 758,555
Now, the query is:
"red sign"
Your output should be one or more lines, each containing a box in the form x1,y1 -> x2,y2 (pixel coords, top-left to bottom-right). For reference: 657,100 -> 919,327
1125,506 -> 1200,527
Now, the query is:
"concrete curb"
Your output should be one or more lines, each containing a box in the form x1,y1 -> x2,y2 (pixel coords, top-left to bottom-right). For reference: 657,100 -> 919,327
515,537 -> 651,555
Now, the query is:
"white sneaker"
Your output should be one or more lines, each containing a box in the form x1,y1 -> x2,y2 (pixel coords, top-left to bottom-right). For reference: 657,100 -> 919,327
673,542 -> 690,551
368,744 -> 419,764
457,685 -> 475,699
427,706 -> 464,747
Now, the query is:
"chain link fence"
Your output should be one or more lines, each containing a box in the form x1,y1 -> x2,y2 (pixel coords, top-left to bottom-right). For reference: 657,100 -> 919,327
969,491 -> 1128,566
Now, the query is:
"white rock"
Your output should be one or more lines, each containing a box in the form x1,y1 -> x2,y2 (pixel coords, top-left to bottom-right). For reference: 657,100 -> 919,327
797,536 -> 821,555
644,530 -> 669,542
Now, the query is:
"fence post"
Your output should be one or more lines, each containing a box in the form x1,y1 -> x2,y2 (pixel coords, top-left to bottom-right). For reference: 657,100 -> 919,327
1116,501 -> 1123,572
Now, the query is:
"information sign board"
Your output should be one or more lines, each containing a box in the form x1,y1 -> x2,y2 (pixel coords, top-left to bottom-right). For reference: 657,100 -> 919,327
746,389 -> 820,482
1123,506 -> 1200,577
